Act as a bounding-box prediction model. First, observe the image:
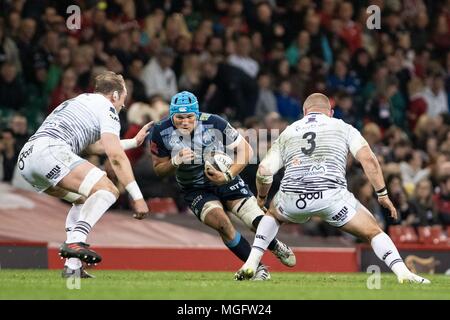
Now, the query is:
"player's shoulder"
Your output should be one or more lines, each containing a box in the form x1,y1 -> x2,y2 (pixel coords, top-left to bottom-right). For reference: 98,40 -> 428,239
330,116 -> 357,132
151,117 -> 173,135
76,93 -> 116,114
199,112 -> 224,124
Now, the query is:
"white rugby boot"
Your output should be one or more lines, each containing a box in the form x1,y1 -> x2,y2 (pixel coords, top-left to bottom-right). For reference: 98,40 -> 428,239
271,240 -> 296,267
398,272 -> 431,284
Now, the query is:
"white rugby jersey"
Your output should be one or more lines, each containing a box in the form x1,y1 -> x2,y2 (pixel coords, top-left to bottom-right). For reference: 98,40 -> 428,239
265,112 -> 368,193
30,93 -> 120,154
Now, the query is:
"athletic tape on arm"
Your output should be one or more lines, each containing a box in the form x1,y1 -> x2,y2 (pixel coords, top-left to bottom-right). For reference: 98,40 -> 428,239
257,139 -> 283,183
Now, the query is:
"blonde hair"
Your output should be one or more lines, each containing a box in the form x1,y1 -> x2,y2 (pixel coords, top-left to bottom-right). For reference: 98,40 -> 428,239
94,71 -> 125,95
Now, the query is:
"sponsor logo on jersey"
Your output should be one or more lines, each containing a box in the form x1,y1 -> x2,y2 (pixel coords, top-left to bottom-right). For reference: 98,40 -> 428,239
199,113 -> 211,121
109,113 -> 119,122
46,165 -> 62,180
256,234 -> 267,241
295,191 -> 323,209
202,130 -> 216,146
302,165 -> 327,177
382,250 -> 393,261
331,206 -> 348,221
224,124 -> 238,141
306,115 -> 317,124
18,145 -> 34,170
191,195 -> 203,215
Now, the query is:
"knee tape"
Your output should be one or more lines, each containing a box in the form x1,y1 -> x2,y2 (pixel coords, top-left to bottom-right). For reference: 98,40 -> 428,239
78,167 -> 106,197
231,196 -> 264,229
200,200 -> 223,222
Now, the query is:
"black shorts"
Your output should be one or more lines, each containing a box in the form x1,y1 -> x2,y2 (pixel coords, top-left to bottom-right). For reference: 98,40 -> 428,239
183,176 -> 253,220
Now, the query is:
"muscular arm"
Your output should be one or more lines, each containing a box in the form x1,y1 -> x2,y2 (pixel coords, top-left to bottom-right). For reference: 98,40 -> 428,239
355,145 -> 385,191
85,122 -> 153,155
355,145 -> 397,219
101,133 -> 137,186
229,137 -> 253,178
152,154 -> 177,177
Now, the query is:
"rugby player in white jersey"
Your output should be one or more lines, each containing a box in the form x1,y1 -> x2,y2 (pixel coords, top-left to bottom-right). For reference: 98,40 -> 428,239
17,71 -> 151,278
235,93 -> 430,284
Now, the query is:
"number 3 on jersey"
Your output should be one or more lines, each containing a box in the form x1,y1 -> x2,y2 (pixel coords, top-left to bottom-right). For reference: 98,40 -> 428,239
301,132 -> 316,155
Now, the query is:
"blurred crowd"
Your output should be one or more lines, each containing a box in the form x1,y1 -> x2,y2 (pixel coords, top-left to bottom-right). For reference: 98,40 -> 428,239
0,0 -> 449,237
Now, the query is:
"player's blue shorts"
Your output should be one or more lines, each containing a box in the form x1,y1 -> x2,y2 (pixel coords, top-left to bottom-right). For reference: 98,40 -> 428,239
184,176 -> 253,220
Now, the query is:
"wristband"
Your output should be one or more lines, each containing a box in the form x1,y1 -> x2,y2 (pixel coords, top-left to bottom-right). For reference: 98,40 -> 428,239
125,181 -> 144,200
120,138 -> 138,150
171,153 -> 182,167
376,186 -> 388,197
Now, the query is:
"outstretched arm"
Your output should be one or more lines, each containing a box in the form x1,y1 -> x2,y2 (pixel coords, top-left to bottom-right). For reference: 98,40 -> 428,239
85,122 -> 153,155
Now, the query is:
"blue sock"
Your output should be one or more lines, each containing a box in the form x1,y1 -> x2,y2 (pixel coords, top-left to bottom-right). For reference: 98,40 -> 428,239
224,231 -> 252,262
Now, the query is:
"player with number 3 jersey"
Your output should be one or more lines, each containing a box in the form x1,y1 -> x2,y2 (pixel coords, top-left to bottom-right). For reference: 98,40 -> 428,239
235,93 -> 430,284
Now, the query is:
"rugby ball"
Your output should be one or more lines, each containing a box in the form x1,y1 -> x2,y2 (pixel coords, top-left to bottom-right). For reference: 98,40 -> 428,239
204,151 -> 233,173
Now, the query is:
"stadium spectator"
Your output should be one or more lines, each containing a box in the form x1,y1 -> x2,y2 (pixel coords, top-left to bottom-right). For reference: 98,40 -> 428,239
407,77 -> 428,131
0,61 -> 26,114
434,175 -> 450,226
140,46 -> 178,101
400,150 -> 430,192
0,19 -> 22,73
423,73 -> 449,118
255,71 -> 277,120
275,80 -> 301,122
326,59 -> 360,95
8,113 -> 29,154
227,34 -> 259,79
333,91 -> 358,128
409,179 -> 440,226
0,128 -> 18,182
49,68 -> 81,114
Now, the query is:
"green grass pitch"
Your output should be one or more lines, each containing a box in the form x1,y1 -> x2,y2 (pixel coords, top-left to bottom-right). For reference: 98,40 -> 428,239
0,270 -> 449,300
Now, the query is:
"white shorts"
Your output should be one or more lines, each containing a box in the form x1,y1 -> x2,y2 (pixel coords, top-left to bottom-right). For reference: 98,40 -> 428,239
18,137 -> 86,192
272,188 -> 359,227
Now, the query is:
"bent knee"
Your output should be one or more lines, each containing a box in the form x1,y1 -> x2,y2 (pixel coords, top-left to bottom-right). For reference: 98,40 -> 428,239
365,227 -> 384,243
90,180 -> 120,199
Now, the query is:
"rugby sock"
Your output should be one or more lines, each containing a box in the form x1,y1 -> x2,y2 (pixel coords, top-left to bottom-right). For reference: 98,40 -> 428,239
252,215 -> 277,250
68,190 -> 117,243
245,215 -> 280,271
371,232 -> 411,277
223,231 -> 252,262
65,204 -> 83,269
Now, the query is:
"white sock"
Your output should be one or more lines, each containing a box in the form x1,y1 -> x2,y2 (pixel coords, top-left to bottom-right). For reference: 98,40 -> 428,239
67,190 -> 117,244
245,216 -> 280,271
64,204 -> 83,269
371,232 -> 411,277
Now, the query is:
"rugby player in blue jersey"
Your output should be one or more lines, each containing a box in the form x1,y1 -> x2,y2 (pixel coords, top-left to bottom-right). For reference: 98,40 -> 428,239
150,91 -> 296,280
